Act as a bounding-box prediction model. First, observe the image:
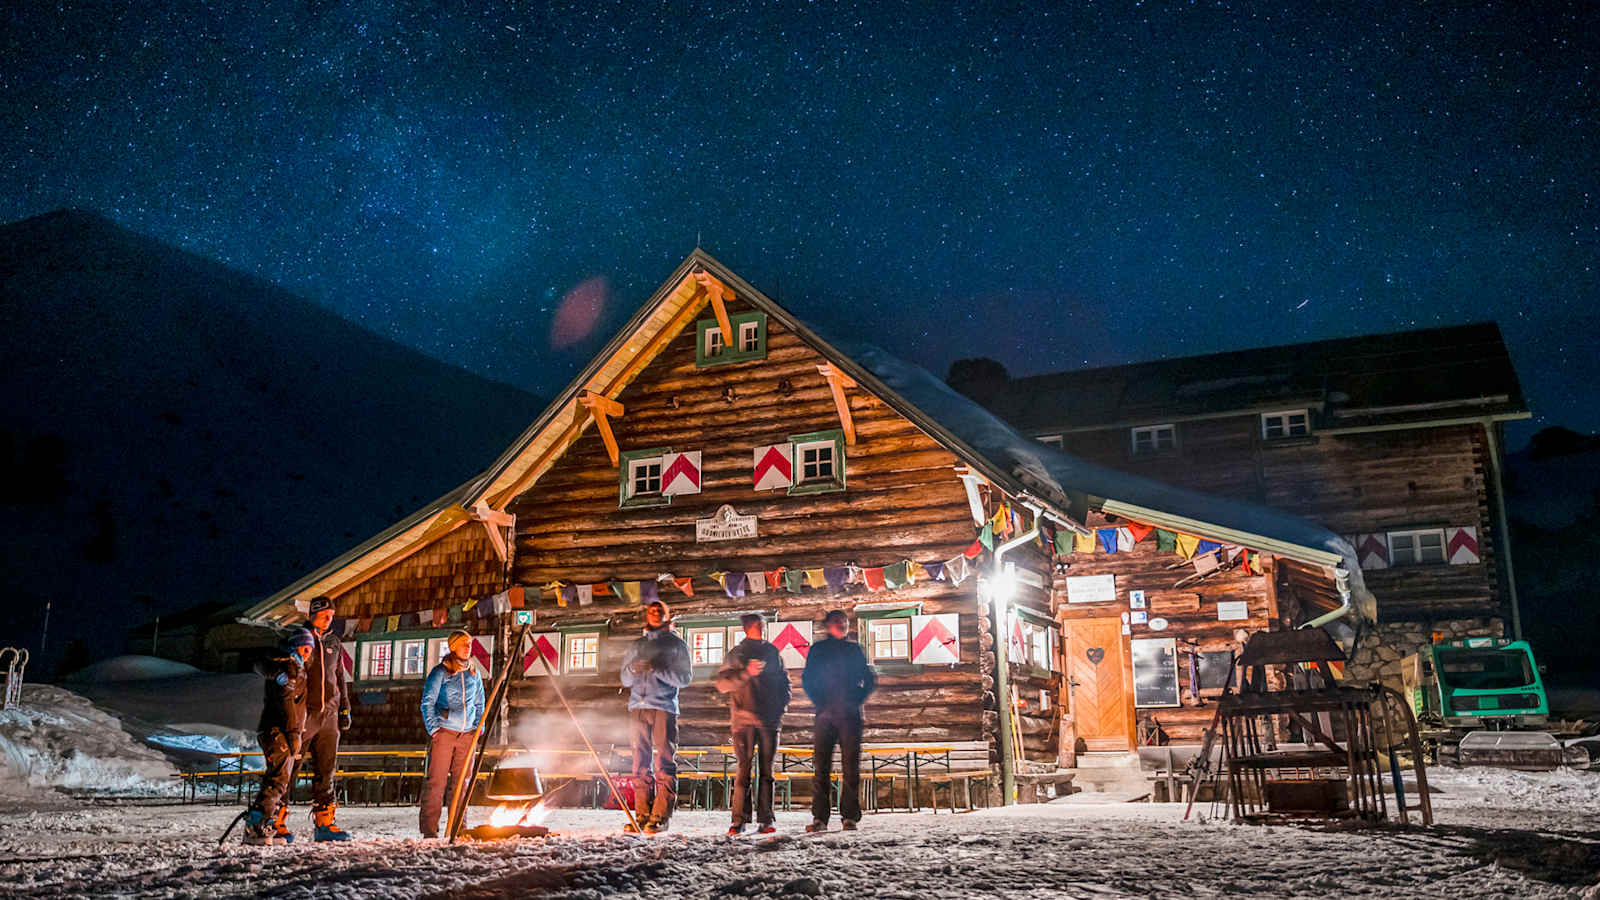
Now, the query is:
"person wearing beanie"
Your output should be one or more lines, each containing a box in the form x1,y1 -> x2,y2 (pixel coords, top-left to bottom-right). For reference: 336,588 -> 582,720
243,627 -> 312,845
619,599 -> 691,834
417,629 -> 486,839
801,609 -> 877,832
301,595 -> 353,841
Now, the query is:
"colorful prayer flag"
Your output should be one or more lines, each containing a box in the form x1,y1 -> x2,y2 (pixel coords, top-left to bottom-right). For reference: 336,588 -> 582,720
508,586 -> 525,609
1156,530 -> 1177,554
1195,539 -> 1221,557
964,538 -> 985,559
783,569 -> 806,593
862,567 -> 887,590
1174,533 -> 1200,560
803,569 -> 827,589
1127,522 -> 1154,543
576,583 -> 595,606
979,524 -> 995,551
922,560 -> 946,581
823,566 -> 851,593
1116,527 -> 1134,553
1074,531 -> 1097,554
943,555 -> 972,586
672,576 -> 696,596
1097,528 -> 1120,554
745,572 -> 768,594
883,561 -> 911,589
766,568 -> 787,592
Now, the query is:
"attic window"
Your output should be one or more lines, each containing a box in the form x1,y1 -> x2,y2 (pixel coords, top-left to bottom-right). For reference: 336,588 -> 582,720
1388,528 -> 1446,566
1130,424 -> 1177,455
1261,410 -> 1311,440
696,312 -> 767,367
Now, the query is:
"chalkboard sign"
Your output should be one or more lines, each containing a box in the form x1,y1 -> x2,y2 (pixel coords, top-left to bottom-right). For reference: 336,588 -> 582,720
1131,638 -> 1180,708
1196,650 -> 1237,692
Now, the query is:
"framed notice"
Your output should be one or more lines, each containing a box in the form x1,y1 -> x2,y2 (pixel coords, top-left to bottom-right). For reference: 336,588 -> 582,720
1128,590 -> 1147,610
1216,600 -> 1249,621
1065,574 -> 1116,604
1131,637 -> 1181,708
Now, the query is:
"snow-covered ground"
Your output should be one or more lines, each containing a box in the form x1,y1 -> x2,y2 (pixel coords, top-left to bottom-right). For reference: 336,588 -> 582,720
0,767 -> 1595,898
0,685 -> 179,804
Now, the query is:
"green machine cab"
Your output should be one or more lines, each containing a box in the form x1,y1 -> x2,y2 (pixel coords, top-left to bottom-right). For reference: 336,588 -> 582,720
1405,637 -> 1548,729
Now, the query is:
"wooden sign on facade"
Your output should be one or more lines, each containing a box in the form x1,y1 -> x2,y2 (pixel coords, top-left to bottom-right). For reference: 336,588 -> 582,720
1065,573 -> 1116,604
696,504 -> 757,542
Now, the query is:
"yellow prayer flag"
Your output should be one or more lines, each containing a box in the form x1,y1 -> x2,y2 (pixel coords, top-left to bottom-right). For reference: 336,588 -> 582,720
1073,531 -> 1097,554
907,562 -> 928,583
1175,533 -> 1200,560
804,568 -> 827,589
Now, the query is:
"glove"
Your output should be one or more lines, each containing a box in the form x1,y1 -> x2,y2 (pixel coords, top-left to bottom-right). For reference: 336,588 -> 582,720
339,709 -> 352,731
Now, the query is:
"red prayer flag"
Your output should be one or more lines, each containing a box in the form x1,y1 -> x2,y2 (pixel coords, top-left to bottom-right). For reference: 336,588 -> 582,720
1126,522 -> 1154,543
508,586 -> 525,609
862,567 -> 887,591
672,576 -> 695,596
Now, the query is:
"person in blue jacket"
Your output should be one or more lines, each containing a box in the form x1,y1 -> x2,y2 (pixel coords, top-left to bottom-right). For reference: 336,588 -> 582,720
417,629 -> 485,838
619,599 -> 692,834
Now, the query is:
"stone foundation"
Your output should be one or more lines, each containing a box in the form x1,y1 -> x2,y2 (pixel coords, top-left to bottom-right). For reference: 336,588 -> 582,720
1345,617 -> 1505,689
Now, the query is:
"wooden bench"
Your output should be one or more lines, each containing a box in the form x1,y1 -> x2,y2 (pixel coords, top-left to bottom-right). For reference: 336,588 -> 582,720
928,768 -> 996,812
1013,770 -> 1076,803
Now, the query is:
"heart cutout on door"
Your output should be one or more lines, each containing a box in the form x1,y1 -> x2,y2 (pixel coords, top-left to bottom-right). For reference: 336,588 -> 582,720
1086,647 -> 1105,665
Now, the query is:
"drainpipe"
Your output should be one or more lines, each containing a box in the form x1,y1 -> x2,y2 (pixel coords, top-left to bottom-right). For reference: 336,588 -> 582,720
1482,421 -> 1522,640
989,501 -> 1043,806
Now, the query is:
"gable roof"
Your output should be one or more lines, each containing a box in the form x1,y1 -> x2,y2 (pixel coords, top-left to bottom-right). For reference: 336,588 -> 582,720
977,322 -> 1528,434
243,250 -> 1362,624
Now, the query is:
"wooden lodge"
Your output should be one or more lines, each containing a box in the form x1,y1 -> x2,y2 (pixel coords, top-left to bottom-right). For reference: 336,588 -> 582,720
243,251 -> 1373,787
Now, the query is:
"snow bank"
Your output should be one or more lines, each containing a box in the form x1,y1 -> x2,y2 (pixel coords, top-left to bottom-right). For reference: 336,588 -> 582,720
0,684 -> 180,802
62,654 -> 203,683
1430,765 -> 1600,812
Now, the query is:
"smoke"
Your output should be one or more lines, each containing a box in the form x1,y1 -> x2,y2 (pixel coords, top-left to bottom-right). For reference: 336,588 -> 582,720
501,709 -> 634,775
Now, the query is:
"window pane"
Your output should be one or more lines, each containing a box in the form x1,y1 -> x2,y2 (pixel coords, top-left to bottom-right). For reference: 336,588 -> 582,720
739,322 -> 760,352
1155,427 -> 1174,449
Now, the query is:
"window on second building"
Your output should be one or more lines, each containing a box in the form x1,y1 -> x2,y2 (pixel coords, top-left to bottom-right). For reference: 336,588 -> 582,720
1261,409 -> 1311,440
1130,424 -> 1177,455
361,641 -> 392,679
397,639 -> 428,678
695,312 -> 767,367
1389,528 -> 1447,566
685,625 -> 727,667
788,429 -> 846,495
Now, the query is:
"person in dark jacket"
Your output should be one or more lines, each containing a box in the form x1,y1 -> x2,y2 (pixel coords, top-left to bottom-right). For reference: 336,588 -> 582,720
417,630 -> 486,838
801,609 -> 877,832
299,595 -> 354,841
619,599 -> 692,834
713,613 -> 790,835
244,627 -> 312,845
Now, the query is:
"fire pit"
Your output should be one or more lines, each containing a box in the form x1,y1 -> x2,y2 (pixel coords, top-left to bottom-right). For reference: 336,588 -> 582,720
461,761 -> 553,841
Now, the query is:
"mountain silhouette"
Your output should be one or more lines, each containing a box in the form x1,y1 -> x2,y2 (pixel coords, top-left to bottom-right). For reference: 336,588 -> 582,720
0,210 -> 539,672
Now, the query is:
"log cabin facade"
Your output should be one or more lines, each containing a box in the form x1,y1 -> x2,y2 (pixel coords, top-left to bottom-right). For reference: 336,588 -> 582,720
244,251 -> 1372,780
955,323 -> 1529,715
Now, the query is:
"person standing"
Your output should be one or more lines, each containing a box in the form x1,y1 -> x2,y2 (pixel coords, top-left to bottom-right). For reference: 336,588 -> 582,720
713,613 -> 790,835
801,609 -> 877,832
418,629 -> 486,839
619,599 -> 692,834
243,627 -> 312,845
300,595 -> 354,841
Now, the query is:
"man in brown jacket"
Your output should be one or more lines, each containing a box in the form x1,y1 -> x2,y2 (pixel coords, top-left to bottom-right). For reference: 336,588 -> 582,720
713,614 -> 790,835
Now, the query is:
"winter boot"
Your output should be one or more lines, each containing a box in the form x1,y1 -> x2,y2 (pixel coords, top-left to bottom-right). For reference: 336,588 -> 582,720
313,804 -> 353,842
271,805 -> 294,844
243,809 -> 284,846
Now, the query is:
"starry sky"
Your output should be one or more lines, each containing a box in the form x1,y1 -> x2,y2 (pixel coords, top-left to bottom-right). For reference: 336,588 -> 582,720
3,1 -> 1595,446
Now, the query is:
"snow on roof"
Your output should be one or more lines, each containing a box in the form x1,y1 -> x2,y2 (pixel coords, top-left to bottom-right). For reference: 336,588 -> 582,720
835,338 -> 1351,564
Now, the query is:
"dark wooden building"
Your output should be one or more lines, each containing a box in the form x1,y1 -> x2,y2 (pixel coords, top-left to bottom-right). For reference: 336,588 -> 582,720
955,323 -> 1529,707
244,252 -> 1368,781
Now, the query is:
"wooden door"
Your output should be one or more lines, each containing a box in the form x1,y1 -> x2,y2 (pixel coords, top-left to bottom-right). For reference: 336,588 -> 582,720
1064,617 -> 1134,752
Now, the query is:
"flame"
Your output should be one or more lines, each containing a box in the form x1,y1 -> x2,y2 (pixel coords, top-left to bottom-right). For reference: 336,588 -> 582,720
487,800 -> 550,829
489,803 -> 529,828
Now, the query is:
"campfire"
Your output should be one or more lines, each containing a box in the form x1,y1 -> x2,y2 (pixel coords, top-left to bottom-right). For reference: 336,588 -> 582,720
461,761 -> 553,841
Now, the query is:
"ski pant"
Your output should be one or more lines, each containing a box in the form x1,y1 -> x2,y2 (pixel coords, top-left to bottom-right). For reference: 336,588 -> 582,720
629,708 -> 678,825
296,711 -> 341,811
250,729 -> 297,818
811,710 -> 863,824
730,723 -> 780,828
419,728 -> 475,837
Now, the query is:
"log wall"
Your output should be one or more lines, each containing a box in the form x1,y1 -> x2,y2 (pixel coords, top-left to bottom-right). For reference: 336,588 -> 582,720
1058,419 -> 1500,621
504,303 -> 998,756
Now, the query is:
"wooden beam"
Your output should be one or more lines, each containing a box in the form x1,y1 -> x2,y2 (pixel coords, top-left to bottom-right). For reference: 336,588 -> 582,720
578,390 -> 626,467
479,517 -> 509,562
817,363 -> 857,445
694,270 -> 735,349
471,501 -> 515,528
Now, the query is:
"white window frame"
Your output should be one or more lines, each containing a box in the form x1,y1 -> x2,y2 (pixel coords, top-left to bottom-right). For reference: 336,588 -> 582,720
738,320 -> 761,353
1029,626 -> 1050,671
1130,424 -> 1176,455
685,626 -> 728,668
796,439 -> 837,485
866,617 -> 912,663
704,326 -> 725,358
628,456 -> 663,498
1037,434 -> 1063,448
425,636 -> 451,673
396,638 -> 428,679
1261,409 -> 1311,440
361,641 -> 393,680
563,631 -> 601,674
1388,528 -> 1447,566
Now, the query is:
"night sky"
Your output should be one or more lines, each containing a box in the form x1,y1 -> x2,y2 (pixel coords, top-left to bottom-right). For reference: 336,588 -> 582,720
3,1 -> 1595,445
